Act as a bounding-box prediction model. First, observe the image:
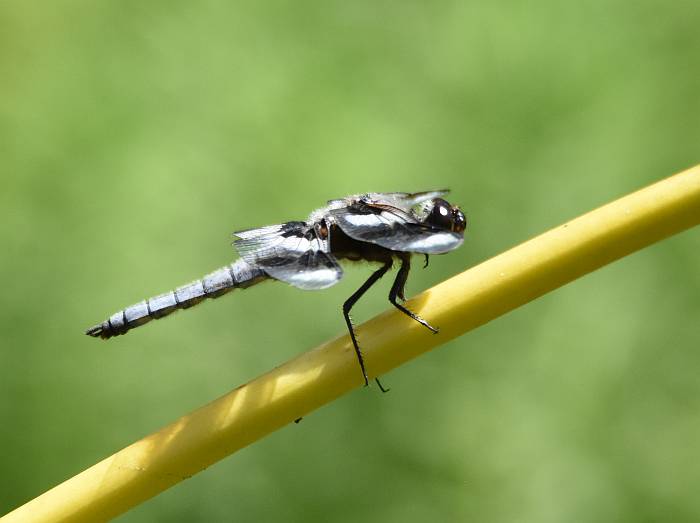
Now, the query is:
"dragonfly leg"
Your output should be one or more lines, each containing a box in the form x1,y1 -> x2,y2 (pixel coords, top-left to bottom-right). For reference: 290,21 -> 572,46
343,261 -> 392,386
374,377 -> 391,393
389,255 -> 438,333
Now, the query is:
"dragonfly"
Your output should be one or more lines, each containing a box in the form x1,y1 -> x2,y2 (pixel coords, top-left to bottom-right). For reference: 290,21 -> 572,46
86,190 -> 467,387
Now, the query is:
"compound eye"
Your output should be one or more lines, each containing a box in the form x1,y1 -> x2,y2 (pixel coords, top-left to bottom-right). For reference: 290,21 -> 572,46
426,199 -> 453,230
451,208 -> 466,233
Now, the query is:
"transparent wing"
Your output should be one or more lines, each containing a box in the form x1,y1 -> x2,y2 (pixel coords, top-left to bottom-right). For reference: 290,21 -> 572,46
233,222 -> 342,290
365,190 -> 450,210
329,204 -> 463,254
326,190 -> 449,213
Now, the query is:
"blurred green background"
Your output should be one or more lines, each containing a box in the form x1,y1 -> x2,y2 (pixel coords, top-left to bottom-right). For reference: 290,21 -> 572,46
2,1 -> 699,521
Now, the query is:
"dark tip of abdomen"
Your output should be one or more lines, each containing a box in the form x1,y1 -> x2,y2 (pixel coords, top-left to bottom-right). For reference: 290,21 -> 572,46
85,309 -> 130,339
85,322 -> 113,339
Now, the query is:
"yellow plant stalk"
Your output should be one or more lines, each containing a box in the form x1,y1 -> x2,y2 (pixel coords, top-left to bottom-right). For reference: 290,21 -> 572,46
3,165 -> 700,523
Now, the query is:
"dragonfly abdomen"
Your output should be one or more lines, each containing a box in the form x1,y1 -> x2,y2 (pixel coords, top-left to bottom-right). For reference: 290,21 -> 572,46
85,259 -> 266,339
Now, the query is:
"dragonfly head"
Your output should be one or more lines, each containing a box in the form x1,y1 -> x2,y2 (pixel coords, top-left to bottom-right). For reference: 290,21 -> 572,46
425,198 -> 467,234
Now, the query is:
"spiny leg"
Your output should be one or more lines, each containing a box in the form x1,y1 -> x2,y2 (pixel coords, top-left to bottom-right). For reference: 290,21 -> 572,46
374,377 -> 390,393
389,255 -> 438,333
343,261 -> 392,387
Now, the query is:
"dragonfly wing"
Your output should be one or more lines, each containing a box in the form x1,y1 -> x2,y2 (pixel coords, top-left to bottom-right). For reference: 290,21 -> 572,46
233,222 -> 342,290
330,204 -> 462,254
366,190 -> 451,211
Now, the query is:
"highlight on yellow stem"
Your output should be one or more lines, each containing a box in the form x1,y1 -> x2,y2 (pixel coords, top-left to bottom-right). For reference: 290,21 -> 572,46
3,165 -> 700,523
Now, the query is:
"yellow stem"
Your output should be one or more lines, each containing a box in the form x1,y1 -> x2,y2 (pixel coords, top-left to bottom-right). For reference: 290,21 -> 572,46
4,165 -> 700,523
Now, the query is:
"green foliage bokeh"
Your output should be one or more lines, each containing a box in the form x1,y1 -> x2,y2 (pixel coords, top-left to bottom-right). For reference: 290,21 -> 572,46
1,1 -> 699,521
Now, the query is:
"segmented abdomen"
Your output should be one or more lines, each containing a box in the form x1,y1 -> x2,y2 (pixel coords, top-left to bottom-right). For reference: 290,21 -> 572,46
85,259 -> 266,339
